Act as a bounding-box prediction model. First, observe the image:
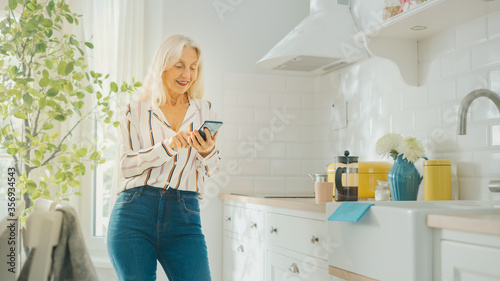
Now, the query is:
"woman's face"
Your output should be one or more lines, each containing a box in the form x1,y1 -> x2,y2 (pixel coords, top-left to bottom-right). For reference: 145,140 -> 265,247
163,46 -> 199,97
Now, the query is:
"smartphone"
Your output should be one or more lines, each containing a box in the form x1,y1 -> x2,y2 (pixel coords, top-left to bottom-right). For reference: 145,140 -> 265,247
198,120 -> 223,141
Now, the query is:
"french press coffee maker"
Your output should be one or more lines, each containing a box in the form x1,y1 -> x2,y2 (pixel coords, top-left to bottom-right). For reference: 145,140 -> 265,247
334,150 -> 359,201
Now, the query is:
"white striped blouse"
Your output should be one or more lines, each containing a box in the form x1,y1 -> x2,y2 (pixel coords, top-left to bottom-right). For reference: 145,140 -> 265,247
118,98 -> 221,194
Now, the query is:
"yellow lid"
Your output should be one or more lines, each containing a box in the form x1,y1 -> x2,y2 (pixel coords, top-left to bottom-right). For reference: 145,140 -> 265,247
423,160 -> 451,166
358,162 -> 392,174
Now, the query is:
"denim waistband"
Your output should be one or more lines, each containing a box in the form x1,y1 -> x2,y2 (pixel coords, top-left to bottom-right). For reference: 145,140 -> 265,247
129,185 -> 198,199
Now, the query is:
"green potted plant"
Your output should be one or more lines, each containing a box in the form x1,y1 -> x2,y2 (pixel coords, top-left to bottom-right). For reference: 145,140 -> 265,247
0,0 -> 140,217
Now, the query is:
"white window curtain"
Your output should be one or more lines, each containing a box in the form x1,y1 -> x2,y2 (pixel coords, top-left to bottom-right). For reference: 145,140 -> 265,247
74,0 -> 145,253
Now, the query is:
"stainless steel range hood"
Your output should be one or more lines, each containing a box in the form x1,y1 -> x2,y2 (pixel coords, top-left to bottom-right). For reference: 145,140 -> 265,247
256,0 -> 367,76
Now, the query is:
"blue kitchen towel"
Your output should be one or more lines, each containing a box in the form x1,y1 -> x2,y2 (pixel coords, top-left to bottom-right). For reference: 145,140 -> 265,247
328,202 -> 374,222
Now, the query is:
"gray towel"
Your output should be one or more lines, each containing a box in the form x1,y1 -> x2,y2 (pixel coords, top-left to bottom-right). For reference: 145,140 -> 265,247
18,205 -> 98,281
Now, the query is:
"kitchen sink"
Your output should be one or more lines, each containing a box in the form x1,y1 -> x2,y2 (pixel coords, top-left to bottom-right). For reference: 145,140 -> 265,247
326,200 -> 500,281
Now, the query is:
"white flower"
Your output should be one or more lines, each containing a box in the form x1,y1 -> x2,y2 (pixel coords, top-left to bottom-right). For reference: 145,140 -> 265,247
398,137 -> 425,163
375,133 -> 403,159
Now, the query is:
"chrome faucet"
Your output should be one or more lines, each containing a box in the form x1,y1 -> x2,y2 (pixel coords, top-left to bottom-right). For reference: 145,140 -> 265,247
457,89 -> 500,135
457,89 -> 500,193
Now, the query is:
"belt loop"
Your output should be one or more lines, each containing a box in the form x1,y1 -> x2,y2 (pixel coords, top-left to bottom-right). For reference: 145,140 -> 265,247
176,189 -> 181,202
137,186 -> 145,197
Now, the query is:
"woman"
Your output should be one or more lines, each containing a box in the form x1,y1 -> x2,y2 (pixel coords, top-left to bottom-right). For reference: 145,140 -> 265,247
107,34 -> 220,281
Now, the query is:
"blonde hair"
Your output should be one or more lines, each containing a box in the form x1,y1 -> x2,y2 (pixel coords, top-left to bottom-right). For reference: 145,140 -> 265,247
140,34 -> 204,105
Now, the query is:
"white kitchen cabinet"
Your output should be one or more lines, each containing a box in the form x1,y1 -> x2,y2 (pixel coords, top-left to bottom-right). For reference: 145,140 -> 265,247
267,250 -> 330,281
438,230 -> 500,281
223,235 -> 265,281
354,0 -> 500,86
221,197 -> 329,281
441,240 -> 500,281
223,203 -> 265,281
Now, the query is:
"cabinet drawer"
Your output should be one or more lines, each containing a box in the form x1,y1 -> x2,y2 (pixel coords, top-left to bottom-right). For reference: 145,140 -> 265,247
224,204 -> 264,241
266,212 -> 327,260
267,250 -> 330,281
441,240 -> 500,281
223,235 -> 265,281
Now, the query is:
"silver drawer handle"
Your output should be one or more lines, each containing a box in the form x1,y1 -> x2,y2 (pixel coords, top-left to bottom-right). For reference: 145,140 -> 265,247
311,235 -> 319,244
237,245 -> 244,253
269,227 -> 278,234
225,216 -> 231,222
250,222 -> 257,229
288,263 -> 299,274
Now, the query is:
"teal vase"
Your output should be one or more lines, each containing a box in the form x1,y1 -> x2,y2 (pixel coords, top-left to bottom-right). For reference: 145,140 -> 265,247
388,154 -> 423,201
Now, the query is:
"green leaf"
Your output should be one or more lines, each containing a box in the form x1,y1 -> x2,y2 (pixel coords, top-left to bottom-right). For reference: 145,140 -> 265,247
40,18 -> 53,28
57,62 -> 67,75
43,123 -> 54,130
45,59 -> 54,70
110,82 -> 118,93
35,150 -> 42,159
134,81 -> 142,87
85,42 -> 94,49
54,114 -> 66,122
61,184 -> 68,194
8,0 -> 17,10
26,180 -> 37,189
85,85 -> 93,93
23,94 -> 33,106
39,77 -> 50,87
76,148 -> 87,157
50,131 -> 59,140
35,43 -> 47,53
65,14 -> 74,24
89,151 -> 99,160
76,91 -> 85,99
104,117 -> 111,123
14,112 -> 28,119
47,87 -> 59,97
113,121 -> 120,127
65,62 -> 74,75
74,192 -> 82,196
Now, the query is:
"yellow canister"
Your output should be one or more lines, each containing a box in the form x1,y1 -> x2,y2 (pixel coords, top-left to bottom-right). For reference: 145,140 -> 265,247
423,160 -> 451,201
328,161 -> 392,198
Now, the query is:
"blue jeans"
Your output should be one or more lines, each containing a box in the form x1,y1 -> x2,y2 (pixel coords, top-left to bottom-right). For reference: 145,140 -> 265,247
107,186 -> 211,281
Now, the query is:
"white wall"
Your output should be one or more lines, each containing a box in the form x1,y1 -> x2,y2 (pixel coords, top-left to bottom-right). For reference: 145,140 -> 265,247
221,8 -> 500,203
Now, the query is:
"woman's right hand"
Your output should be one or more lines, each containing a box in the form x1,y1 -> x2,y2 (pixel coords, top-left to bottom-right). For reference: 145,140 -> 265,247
167,131 -> 191,149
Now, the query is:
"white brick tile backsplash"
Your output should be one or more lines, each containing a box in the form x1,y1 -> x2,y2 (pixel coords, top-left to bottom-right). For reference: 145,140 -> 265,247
286,76 -> 316,92
419,60 -> 442,84
427,79 -> 456,105
488,11 -> 500,39
270,159 -> 302,176
237,160 -> 271,176
223,176 -> 254,194
391,110 -> 414,133
492,124 -> 500,146
456,17 -> 487,49
225,107 -> 254,124
254,177 -> 287,195
457,124 -> 488,150
270,92 -> 302,109
255,74 -> 286,92
491,67 -> 500,92
286,177 -> 315,196
224,73 -> 254,90
456,71 -> 488,101
472,151 -> 500,177
458,178 -> 491,200
238,90 -> 270,107
402,86 -> 427,110
415,107 -> 441,130
471,38 -> 500,69
440,49 -> 471,78
256,143 -> 287,159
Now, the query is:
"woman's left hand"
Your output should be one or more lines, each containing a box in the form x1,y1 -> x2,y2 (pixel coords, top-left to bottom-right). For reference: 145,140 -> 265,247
188,128 -> 218,158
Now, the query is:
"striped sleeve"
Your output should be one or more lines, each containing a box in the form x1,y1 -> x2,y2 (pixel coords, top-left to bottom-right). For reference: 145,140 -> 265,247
119,104 -> 178,179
